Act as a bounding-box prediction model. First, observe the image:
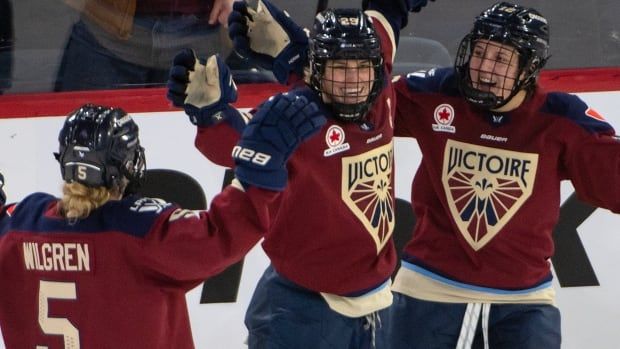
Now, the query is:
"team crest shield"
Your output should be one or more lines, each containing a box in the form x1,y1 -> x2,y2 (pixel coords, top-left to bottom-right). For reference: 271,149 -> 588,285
341,142 -> 395,253
442,140 -> 538,250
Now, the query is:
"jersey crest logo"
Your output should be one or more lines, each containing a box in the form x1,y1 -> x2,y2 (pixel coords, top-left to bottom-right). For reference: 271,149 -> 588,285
130,198 -> 170,214
324,125 -> 351,157
442,140 -> 538,250
341,142 -> 395,253
432,104 -> 456,133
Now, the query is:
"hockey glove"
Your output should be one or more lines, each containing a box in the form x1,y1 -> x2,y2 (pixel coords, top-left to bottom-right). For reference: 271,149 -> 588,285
233,93 -> 326,191
407,0 -> 435,12
228,0 -> 308,84
167,49 -> 238,127
0,172 -> 6,206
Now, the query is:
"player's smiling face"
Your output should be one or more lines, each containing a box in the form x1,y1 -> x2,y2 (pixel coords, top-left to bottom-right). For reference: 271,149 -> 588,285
469,39 -> 521,100
320,59 -> 374,105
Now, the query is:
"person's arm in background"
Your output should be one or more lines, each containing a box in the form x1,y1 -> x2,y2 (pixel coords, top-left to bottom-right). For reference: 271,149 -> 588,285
209,0 -> 237,26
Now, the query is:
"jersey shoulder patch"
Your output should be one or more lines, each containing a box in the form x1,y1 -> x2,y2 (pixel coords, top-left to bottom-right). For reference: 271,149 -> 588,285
103,196 -> 177,237
541,92 -> 614,135
128,197 -> 172,214
6,193 -> 176,239
404,67 -> 459,95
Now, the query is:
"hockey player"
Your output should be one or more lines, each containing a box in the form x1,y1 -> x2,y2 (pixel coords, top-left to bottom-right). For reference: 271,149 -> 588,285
202,1 -> 620,348
387,3 -> 610,348
166,0 -> 434,347
0,102 -> 323,348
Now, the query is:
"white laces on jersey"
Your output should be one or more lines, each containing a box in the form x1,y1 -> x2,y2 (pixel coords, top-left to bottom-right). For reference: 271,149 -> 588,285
456,303 -> 491,349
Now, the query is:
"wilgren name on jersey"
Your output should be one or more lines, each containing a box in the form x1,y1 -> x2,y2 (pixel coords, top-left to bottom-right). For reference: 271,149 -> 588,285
442,140 -> 538,251
342,141 -> 395,253
22,242 -> 91,272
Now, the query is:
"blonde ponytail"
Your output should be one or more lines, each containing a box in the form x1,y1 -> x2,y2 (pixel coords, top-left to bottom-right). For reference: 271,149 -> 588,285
58,182 -> 118,221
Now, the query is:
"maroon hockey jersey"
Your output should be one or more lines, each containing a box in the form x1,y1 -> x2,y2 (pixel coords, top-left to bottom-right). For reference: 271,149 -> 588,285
195,13 -> 398,295
0,185 -> 274,348
394,67 -> 620,290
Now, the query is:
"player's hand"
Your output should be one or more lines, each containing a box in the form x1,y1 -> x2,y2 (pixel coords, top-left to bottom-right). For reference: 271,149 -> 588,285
228,0 -> 308,84
233,93 -> 326,191
407,0 -> 435,12
167,49 -> 238,126
0,172 -> 6,206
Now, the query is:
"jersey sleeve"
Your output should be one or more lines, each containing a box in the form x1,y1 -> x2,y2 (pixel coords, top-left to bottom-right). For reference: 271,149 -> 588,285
365,10 -> 397,73
139,185 -> 278,289
567,135 -> 620,212
366,0 -> 410,41
393,68 -> 459,138
194,108 -> 251,167
551,93 -> 620,211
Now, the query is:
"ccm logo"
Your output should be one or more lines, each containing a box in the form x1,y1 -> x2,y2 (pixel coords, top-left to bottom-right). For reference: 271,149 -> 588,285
232,146 -> 272,166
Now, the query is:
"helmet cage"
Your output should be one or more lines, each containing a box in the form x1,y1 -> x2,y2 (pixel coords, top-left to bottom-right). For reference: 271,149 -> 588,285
455,2 -> 550,109
55,105 -> 146,189
309,9 -> 384,122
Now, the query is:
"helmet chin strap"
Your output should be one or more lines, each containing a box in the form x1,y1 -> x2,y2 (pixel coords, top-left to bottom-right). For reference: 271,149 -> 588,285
461,82 -> 499,109
462,82 -> 528,112
320,89 -> 369,122
330,101 -> 367,122
461,70 -> 529,111
491,89 -> 528,112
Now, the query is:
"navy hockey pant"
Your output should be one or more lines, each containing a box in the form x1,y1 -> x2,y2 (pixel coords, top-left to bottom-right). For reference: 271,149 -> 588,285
245,265 -> 389,349
386,292 -> 561,349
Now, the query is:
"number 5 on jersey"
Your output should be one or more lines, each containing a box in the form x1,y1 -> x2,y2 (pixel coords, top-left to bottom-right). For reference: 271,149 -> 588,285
37,280 -> 80,349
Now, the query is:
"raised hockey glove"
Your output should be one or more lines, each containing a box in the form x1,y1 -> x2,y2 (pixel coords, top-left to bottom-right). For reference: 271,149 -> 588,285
228,0 -> 308,84
406,0 -> 436,12
167,49 -> 238,126
233,93 -> 326,191
0,172 -> 6,206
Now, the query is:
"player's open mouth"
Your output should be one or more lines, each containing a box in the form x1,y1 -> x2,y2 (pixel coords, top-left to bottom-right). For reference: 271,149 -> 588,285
474,77 -> 498,92
341,87 -> 366,96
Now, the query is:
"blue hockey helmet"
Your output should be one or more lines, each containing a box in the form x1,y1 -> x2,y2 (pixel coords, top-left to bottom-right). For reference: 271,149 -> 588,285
309,8 -> 385,122
455,2 -> 550,109
55,104 -> 146,189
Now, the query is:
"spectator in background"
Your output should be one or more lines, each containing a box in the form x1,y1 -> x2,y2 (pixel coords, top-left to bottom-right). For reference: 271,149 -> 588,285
0,102 -> 323,348
0,0 -> 13,94
54,0 -> 238,91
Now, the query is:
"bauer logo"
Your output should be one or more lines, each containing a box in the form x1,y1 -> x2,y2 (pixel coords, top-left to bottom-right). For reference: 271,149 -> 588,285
341,141 -> 395,253
442,140 -> 538,250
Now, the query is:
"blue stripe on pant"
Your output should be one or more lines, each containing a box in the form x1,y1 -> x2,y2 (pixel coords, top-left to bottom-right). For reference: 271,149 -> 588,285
245,265 -> 390,349
386,292 -> 561,349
